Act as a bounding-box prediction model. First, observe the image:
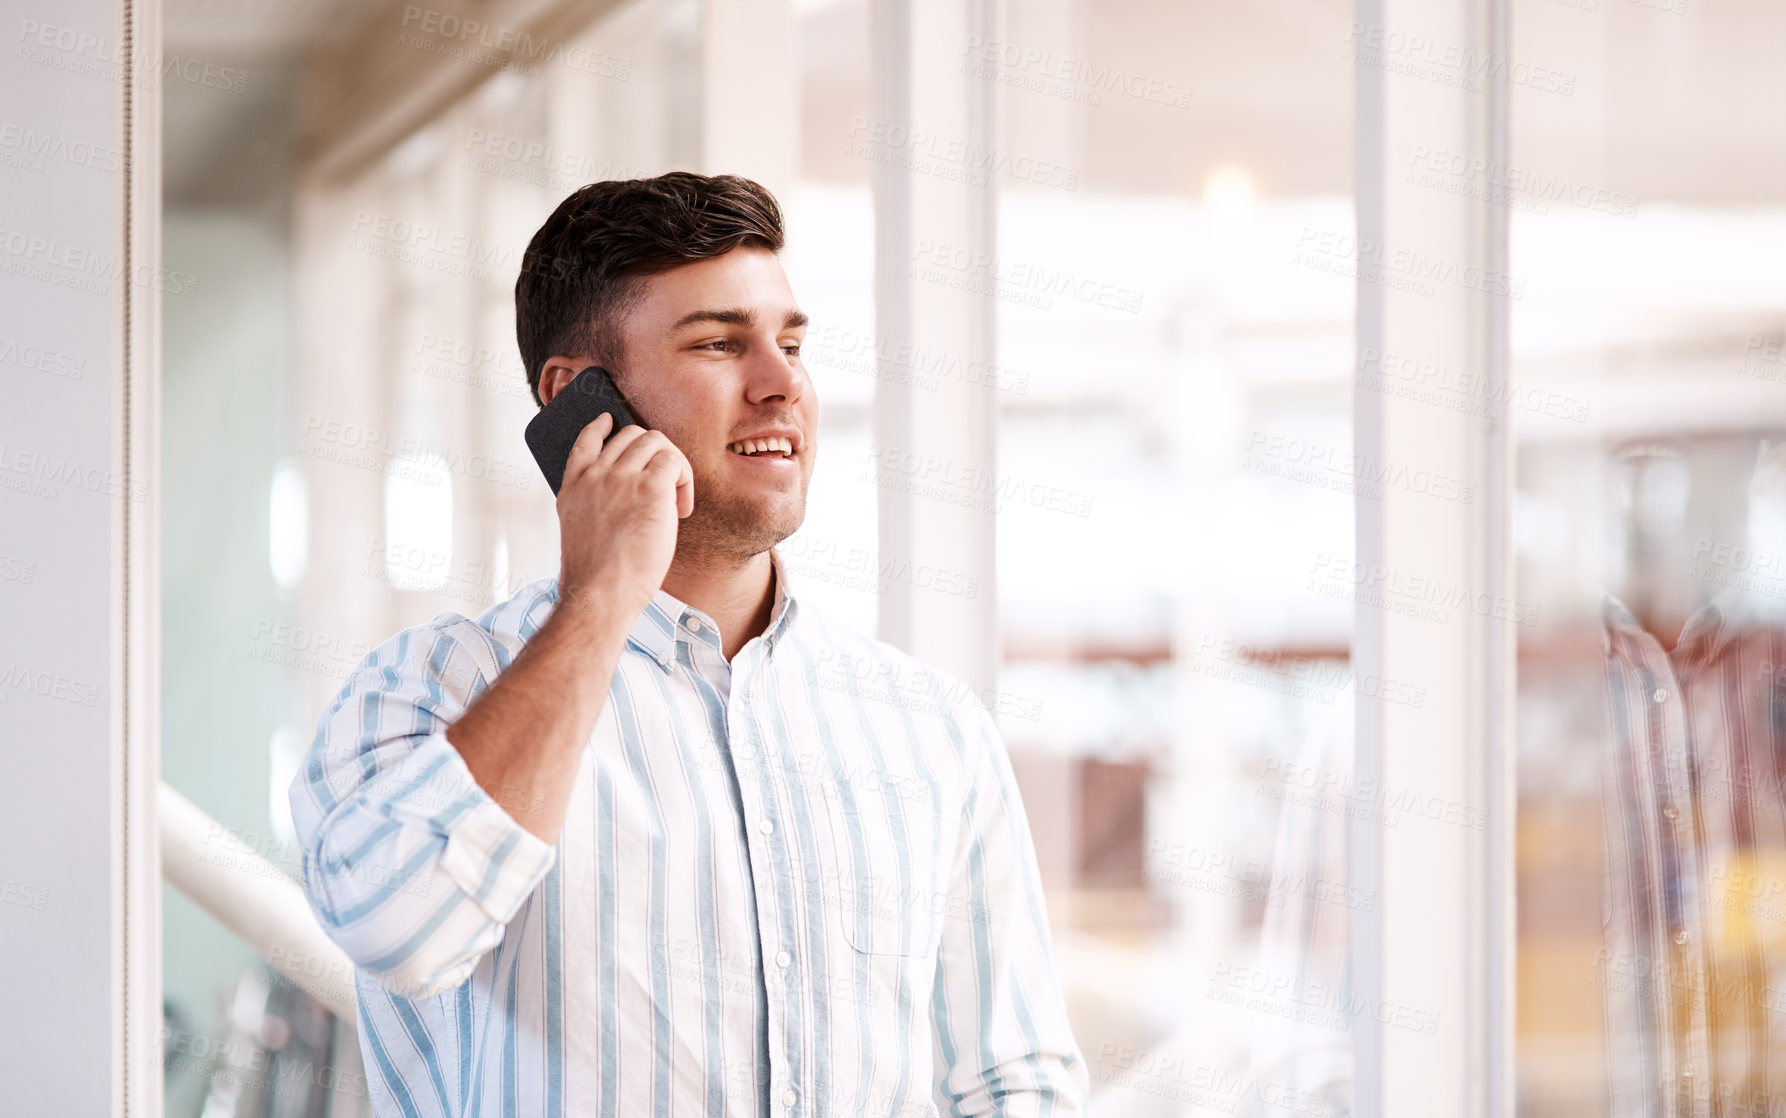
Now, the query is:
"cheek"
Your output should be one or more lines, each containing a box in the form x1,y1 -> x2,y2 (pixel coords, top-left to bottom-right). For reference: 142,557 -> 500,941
642,403 -> 705,452
663,394 -> 728,442
692,445 -> 730,477
626,373 -> 696,428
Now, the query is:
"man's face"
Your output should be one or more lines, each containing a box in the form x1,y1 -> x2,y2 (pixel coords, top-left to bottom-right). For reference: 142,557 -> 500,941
545,245 -> 817,564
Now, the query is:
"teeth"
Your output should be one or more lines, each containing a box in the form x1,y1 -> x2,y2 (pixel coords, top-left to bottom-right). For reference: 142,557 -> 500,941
730,437 -> 793,457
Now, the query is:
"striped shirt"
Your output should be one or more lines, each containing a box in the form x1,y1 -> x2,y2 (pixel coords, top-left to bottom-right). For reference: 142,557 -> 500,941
1599,589 -> 1786,1116
290,544 -> 1087,1118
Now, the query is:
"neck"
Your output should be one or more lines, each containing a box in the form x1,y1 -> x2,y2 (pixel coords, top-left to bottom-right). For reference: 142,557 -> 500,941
660,548 -> 777,662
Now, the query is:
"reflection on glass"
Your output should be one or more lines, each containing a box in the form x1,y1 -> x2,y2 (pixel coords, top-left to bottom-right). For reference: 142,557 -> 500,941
1600,441 -> 1786,1112
1508,0 -> 1786,1111
987,7 -> 1357,1114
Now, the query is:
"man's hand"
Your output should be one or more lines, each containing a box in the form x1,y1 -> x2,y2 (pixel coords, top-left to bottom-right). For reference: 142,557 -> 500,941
555,412 -> 695,621
443,412 -> 693,846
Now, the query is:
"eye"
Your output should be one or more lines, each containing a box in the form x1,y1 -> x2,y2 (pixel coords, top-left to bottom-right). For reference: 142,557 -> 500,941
696,340 -> 731,352
782,342 -> 802,357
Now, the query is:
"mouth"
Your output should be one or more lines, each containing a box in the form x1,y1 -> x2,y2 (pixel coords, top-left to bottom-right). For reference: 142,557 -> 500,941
725,437 -> 800,479
726,436 -> 798,460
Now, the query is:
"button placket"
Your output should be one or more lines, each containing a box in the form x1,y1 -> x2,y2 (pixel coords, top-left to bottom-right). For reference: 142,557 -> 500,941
1650,658 -> 1712,1076
730,674 -> 758,760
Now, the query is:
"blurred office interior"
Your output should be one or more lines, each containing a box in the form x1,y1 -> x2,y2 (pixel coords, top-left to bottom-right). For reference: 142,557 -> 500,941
103,0 -> 1786,1112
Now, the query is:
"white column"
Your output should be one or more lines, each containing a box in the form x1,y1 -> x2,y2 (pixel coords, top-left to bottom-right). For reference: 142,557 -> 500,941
0,0 -> 162,1111
1350,0 -> 1514,1113
868,0 -> 1002,699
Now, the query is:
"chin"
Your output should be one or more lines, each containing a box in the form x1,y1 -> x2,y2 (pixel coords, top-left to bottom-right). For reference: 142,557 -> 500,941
691,492 -> 805,556
753,501 -> 806,545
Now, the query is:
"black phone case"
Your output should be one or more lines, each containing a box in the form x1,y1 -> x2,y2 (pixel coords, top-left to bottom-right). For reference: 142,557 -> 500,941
524,365 -> 639,495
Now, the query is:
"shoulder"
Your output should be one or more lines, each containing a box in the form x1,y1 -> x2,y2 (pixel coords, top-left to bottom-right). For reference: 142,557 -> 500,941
453,576 -> 565,667
334,577 -> 563,702
790,600 -> 998,753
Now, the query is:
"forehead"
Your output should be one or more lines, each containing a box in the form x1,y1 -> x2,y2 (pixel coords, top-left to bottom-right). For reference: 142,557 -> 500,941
630,245 -> 799,330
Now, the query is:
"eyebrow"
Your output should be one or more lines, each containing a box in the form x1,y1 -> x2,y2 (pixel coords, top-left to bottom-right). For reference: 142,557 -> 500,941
669,306 -> 809,332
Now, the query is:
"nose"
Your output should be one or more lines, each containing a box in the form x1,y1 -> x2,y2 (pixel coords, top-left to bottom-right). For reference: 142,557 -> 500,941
744,334 -> 805,407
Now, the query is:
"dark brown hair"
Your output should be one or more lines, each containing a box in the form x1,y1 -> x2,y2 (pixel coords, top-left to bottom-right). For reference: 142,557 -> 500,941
514,172 -> 785,407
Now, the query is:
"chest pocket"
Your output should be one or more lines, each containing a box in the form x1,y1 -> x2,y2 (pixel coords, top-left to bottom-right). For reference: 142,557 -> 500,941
818,775 -> 942,956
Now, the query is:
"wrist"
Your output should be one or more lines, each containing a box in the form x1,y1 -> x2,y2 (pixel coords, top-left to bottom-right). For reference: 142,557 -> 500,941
549,578 -> 643,642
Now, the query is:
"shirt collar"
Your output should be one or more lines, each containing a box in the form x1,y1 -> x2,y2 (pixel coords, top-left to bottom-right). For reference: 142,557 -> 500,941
603,544 -> 801,673
1600,586 -> 1761,668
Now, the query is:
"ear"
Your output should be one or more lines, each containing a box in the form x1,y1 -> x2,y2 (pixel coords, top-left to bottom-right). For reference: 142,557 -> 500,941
537,356 -> 595,407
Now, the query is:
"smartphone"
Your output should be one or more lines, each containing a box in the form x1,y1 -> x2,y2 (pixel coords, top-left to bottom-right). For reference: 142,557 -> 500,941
524,365 -> 639,495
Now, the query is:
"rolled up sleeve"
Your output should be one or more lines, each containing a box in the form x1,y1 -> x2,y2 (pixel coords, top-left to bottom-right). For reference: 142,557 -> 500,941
288,619 -> 556,1001
932,701 -> 1089,1116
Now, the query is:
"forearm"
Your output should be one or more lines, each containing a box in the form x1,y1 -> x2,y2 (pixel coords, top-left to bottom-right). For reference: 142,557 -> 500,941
935,705 -> 1089,1115
447,585 -> 636,845
297,413 -> 686,994
292,620 -> 564,999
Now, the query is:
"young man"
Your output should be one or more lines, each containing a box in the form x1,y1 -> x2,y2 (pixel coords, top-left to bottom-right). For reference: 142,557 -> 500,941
291,172 -> 1087,1117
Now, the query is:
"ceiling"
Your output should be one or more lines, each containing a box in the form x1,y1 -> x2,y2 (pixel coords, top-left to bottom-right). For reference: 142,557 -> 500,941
162,0 -> 1786,209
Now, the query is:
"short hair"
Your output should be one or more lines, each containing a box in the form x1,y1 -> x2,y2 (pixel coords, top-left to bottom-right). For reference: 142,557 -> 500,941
514,172 -> 786,407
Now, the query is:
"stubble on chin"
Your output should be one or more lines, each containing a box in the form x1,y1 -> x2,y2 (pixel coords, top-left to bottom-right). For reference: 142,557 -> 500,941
675,463 -> 807,565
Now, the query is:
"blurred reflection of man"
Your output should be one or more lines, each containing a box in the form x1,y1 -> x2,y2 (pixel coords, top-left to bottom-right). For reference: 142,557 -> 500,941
1246,690 -> 1354,1117
290,173 -> 1086,1117
1600,440 -> 1786,1116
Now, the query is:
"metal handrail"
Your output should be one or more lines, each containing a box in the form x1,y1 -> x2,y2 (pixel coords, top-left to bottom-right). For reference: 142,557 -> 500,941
158,782 -> 358,1022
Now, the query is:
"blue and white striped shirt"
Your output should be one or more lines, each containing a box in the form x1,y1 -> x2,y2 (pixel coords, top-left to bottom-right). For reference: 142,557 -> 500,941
290,544 -> 1087,1117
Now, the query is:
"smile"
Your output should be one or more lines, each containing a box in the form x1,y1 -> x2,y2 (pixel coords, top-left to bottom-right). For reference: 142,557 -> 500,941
727,437 -> 795,457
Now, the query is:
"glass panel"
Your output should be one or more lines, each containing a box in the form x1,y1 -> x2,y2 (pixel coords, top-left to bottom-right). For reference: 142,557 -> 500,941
980,4 -> 1358,1112
1510,1 -> 1786,1111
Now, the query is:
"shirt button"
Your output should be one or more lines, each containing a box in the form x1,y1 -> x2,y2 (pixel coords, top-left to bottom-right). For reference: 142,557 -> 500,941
1682,1064 -> 1695,1079
781,1089 -> 797,1107
759,818 -> 775,836
1675,929 -> 1690,946
1662,804 -> 1679,821
1653,687 -> 1668,703
776,950 -> 792,968
686,616 -> 703,632
656,654 -> 671,669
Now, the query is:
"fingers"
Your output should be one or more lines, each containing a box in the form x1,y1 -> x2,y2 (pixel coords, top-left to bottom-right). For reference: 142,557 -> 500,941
562,421 -> 691,516
672,449 -> 694,517
611,427 -> 677,475
560,412 -> 614,491
562,416 -> 656,491
676,473 -> 694,518
636,444 -> 695,518
597,422 -> 652,465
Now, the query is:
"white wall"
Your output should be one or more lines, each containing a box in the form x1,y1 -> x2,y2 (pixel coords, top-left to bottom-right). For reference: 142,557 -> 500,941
0,0 -> 159,1111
